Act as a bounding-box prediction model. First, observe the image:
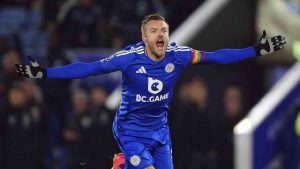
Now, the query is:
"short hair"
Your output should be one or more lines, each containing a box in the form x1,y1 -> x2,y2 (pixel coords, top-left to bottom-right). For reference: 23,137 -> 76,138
141,14 -> 168,33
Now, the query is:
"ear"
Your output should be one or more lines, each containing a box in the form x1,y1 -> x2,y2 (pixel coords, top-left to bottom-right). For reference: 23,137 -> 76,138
142,33 -> 147,42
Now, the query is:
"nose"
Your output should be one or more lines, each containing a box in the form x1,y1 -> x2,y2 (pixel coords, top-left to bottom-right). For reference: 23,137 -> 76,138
158,30 -> 164,36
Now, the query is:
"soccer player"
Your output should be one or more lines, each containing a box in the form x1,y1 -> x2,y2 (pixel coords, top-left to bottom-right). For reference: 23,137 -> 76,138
15,14 -> 285,169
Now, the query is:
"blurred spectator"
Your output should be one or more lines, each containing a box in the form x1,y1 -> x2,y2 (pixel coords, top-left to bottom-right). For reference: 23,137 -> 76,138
171,81 -> 191,168
39,23 -> 71,168
0,81 -> 46,169
89,86 -> 117,169
61,0 -> 105,47
216,82 -> 245,169
24,79 -> 48,165
63,89 -> 93,169
23,79 -> 43,104
41,23 -> 72,147
172,77 -> 217,169
187,78 -> 218,169
0,50 -> 22,105
22,79 -> 48,167
1,49 -> 21,72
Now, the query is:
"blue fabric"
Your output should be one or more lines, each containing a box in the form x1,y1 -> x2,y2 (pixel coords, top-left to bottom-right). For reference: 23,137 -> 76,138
113,123 -> 173,169
205,47 -> 256,64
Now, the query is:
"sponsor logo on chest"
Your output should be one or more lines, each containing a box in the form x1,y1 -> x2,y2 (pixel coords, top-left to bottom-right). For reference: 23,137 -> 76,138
136,77 -> 169,103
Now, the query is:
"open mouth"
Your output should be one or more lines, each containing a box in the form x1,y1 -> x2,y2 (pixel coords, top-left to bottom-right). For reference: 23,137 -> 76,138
156,40 -> 164,49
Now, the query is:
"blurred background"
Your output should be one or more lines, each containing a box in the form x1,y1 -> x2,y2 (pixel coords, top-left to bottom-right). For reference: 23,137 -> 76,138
0,0 -> 299,169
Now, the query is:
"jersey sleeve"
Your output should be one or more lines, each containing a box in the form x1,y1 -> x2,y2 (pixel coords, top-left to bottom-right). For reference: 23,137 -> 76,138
47,51 -> 132,79
180,47 -> 256,66
172,46 -> 206,67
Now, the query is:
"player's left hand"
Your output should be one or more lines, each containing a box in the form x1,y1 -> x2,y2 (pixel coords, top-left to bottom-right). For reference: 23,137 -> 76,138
255,30 -> 286,56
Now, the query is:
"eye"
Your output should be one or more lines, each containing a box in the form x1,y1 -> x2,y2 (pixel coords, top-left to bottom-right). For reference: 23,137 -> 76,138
162,29 -> 168,33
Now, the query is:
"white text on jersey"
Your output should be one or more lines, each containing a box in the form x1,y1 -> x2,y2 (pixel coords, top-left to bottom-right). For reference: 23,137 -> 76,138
136,93 -> 169,103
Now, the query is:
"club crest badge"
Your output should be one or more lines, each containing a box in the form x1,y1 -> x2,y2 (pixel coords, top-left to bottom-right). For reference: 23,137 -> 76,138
130,155 -> 141,166
165,63 -> 174,73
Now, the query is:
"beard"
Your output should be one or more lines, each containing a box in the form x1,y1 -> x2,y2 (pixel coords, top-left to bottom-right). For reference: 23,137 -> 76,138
148,43 -> 166,60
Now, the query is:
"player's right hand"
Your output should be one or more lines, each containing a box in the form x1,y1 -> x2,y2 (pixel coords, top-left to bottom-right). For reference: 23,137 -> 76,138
15,56 -> 47,79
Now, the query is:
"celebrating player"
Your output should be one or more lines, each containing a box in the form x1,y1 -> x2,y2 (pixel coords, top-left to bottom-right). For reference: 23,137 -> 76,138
15,14 -> 285,169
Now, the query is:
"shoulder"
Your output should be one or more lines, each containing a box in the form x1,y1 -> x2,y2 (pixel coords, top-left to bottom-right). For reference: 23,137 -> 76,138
100,42 -> 145,62
116,41 -> 145,57
166,42 -> 194,67
166,42 -> 192,53
116,44 -> 145,57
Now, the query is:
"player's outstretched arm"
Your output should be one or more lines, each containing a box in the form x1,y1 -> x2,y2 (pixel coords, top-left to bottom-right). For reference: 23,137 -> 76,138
15,56 -> 119,79
202,30 -> 286,64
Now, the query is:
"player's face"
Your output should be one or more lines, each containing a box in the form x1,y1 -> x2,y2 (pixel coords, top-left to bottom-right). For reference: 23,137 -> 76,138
142,20 -> 169,60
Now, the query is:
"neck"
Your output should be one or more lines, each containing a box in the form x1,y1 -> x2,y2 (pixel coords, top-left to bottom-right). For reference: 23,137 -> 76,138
145,48 -> 164,61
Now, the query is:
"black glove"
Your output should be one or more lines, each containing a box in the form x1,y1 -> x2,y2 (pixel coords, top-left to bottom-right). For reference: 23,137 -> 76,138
15,56 -> 47,79
255,30 -> 286,56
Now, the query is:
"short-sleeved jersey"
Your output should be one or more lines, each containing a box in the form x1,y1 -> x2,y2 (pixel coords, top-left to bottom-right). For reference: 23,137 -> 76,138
105,41 -> 203,131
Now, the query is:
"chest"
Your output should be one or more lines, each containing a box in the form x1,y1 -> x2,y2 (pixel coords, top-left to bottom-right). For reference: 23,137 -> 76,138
123,56 -> 183,94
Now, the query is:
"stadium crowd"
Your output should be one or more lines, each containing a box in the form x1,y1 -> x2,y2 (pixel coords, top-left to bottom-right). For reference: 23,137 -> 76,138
0,0 -> 273,169
0,0 -> 203,50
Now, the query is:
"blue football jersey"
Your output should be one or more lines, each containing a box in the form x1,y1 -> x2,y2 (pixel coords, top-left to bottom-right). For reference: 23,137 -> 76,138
106,41 -> 199,131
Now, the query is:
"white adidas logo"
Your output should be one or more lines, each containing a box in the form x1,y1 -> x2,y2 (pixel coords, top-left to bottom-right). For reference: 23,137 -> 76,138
136,66 -> 147,74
